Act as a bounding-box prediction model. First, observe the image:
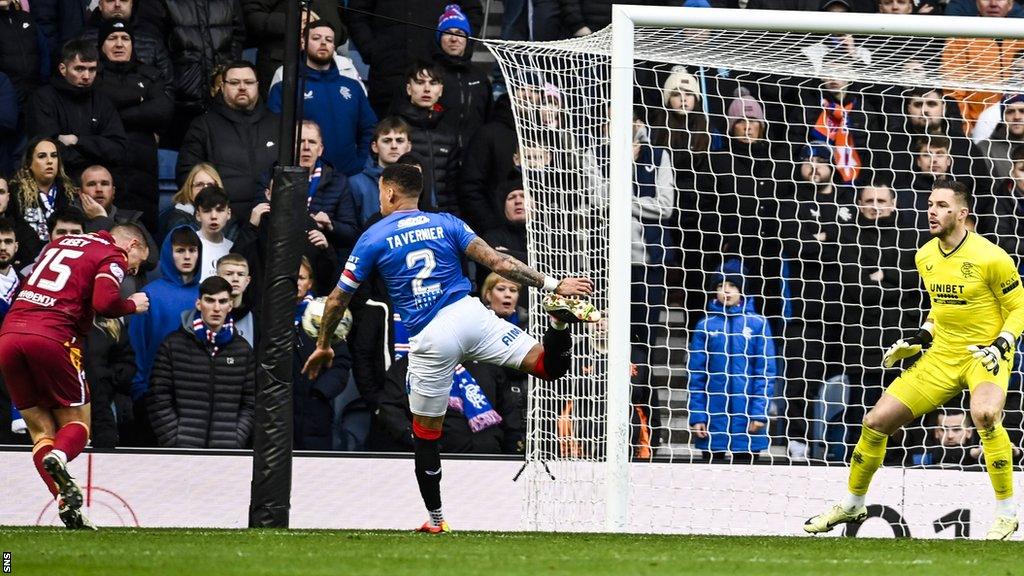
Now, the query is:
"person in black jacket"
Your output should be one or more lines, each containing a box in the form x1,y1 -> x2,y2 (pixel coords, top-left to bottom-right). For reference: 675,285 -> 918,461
79,164 -> 160,283
32,0 -> 90,66
26,39 -> 128,182
345,0 -> 482,117
160,0 -> 245,148
93,19 -> 173,232
147,276 -> 256,448
433,5 -> 491,150
0,0 -> 48,115
85,316 -> 136,447
294,119 -> 359,259
293,256 -> 350,450
458,94 -> 516,234
391,61 -> 462,216
77,0 -> 173,88
176,61 -> 280,222
8,137 -> 81,248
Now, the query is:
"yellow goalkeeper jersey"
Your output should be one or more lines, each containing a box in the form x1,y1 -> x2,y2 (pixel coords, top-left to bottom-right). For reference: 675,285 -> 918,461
916,231 -> 1024,361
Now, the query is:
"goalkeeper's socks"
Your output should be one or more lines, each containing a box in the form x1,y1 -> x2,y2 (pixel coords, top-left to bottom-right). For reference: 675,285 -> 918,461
841,493 -> 865,513
996,497 -> 1017,518
979,423 -> 1014,502
413,424 -> 443,514
847,425 -> 888,499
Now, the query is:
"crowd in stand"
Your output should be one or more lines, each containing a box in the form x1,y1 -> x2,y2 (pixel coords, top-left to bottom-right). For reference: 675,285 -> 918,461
0,0 -> 1022,467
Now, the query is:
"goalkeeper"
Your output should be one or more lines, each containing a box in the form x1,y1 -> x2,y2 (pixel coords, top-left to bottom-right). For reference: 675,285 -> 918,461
805,179 -> 1024,540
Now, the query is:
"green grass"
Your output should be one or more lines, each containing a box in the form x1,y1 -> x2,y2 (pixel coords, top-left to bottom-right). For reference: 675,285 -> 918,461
1,528 -> 1022,576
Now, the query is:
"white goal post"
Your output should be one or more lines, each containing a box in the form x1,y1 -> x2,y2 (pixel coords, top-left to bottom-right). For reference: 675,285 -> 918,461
486,6 -> 1024,534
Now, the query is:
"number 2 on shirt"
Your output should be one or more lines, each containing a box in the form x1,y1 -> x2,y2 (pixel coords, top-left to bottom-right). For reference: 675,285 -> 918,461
406,248 -> 440,296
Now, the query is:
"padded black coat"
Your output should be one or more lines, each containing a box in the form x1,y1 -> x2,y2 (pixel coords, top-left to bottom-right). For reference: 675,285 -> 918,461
162,0 -> 245,113
147,313 -> 256,449
0,7 -> 46,107
391,99 -> 461,216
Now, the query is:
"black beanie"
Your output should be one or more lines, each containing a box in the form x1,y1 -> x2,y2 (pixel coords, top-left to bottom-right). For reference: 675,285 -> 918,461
97,17 -> 133,51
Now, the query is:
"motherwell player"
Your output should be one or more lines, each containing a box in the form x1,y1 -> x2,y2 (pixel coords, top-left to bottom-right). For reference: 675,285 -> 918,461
805,179 -> 1024,540
0,224 -> 150,529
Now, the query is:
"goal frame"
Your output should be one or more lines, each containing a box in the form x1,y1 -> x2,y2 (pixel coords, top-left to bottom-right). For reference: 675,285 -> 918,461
605,4 -> 1024,532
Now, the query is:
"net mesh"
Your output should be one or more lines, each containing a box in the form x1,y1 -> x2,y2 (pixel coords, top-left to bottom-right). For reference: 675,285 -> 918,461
485,22 -> 1024,532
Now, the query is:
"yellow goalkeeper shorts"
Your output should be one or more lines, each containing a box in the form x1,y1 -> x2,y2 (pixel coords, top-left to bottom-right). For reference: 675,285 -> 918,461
886,351 -> 1011,417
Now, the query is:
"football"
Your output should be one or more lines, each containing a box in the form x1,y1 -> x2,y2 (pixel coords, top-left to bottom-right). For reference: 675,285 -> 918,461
301,297 -> 353,343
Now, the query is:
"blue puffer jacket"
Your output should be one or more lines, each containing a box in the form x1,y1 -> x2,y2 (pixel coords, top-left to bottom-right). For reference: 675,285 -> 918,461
687,297 -> 777,453
127,225 -> 202,400
268,62 -> 377,176
346,157 -> 383,229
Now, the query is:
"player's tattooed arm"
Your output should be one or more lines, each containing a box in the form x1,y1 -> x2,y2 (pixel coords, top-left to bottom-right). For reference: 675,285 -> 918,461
316,288 -> 354,349
465,237 -> 545,289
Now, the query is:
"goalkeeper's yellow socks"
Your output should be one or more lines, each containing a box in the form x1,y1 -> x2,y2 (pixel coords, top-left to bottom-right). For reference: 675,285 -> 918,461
845,424 -> 888,506
979,423 -> 1015,505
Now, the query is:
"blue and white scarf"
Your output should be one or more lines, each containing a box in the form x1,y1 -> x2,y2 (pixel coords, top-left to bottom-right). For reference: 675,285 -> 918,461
394,314 -> 501,433
295,292 -> 314,326
307,159 -> 322,208
192,314 -> 235,356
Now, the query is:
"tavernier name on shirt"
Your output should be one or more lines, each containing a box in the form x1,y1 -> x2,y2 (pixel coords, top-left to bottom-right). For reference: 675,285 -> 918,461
384,216 -> 446,250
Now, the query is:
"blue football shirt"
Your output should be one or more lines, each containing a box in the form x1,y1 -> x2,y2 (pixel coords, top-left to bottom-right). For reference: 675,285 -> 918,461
338,210 -> 477,336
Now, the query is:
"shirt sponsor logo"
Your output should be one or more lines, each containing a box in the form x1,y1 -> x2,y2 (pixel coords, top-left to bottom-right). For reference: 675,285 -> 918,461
16,290 -> 56,307
1002,280 -> 1020,295
396,215 -> 431,230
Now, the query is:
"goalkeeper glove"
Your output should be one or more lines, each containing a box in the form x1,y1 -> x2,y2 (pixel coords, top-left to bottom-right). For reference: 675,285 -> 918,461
882,323 -> 933,368
967,332 -> 1016,376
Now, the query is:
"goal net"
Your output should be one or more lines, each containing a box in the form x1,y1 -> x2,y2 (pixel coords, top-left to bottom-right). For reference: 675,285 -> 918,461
484,8 -> 1024,533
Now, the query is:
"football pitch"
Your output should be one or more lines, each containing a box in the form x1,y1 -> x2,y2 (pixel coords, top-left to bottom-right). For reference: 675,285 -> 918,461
1,528 -> 1021,576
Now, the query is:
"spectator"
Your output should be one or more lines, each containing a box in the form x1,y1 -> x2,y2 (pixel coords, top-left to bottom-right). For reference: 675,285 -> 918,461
292,256 -> 349,450
177,61 -> 280,221
0,0 -> 48,111
941,0 -> 1024,134
630,116 -> 674,350
501,0 -> 562,41
267,21 -> 376,177
127,225 -> 202,441
348,116 -> 412,228
8,136 -> 80,245
79,164 -> 159,281
293,119 -> 359,257
976,94 -> 1024,181
33,0 -> 90,66
687,269 -> 776,462
28,39 -> 129,182
835,182 -> 921,446
988,145 -> 1024,263
558,0 -> 680,37
0,177 -> 39,268
160,0 -> 246,147
458,93 -> 516,234
896,136 -> 984,230
19,205 -> 86,277
159,162 -> 222,240
433,5 -> 491,150
147,275 -> 255,448
192,186 -> 233,281
84,316 -> 136,447
345,0 -> 483,116
480,271 -> 526,330
0,215 -> 18,443
242,0 -> 344,92
0,71 -> 18,175
917,409 -> 983,468
215,253 -> 255,348
945,0 -> 1023,18
78,0 -> 173,86
480,179 -> 527,272
391,61 -> 461,215
92,18 -> 173,233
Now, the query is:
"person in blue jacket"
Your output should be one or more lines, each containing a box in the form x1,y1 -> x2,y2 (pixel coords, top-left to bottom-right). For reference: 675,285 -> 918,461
267,20 -> 377,177
126,225 -> 202,444
687,269 -> 777,462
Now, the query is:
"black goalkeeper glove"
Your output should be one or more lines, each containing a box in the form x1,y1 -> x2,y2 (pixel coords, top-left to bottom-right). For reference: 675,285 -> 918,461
967,332 -> 1016,375
882,325 -> 933,368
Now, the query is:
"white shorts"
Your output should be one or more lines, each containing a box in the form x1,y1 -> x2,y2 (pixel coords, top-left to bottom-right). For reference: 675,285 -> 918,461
407,296 -> 537,416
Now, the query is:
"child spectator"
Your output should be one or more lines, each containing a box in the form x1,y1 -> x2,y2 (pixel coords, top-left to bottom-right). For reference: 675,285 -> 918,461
193,186 -> 233,281
127,225 -> 201,444
216,253 -> 255,348
687,269 -> 777,463
347,117 -> 413,228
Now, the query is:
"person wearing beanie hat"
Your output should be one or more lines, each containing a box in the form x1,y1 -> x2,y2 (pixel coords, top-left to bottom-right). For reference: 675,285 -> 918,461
687,258 -> 776,462
727,88 -> 766,143
77,1 -> 174,92
92,15 -> 173,233
661,66 -> 702,110
433,3 -> 492,150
